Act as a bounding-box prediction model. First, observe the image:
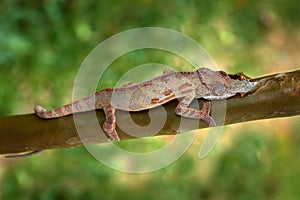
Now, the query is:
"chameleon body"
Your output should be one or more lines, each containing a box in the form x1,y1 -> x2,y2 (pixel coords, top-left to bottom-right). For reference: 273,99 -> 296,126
34,68 -> 255,141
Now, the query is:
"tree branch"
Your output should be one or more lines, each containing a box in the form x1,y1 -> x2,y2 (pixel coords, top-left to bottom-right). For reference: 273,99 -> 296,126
0,69 -> 299,155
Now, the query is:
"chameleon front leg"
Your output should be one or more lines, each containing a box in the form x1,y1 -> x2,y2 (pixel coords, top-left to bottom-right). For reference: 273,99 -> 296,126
175,96 -> 216,126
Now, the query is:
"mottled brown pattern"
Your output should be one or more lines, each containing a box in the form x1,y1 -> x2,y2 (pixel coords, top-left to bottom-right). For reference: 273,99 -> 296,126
34,68 -> 256,141
157,94 -> 176,104
151,98 -> 160,104
178,83 -> 193,91
164,89 -> 172,96
179,89 -> 193,95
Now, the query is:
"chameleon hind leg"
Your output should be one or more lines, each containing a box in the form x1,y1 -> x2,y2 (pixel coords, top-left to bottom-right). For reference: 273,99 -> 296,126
175,96 -> 216,126
102,104 -> 120,141
36,104 -> 121,141
35,102 -> 120,141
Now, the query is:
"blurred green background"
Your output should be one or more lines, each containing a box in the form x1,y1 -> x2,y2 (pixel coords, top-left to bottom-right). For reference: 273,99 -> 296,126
0,0 -> 300,199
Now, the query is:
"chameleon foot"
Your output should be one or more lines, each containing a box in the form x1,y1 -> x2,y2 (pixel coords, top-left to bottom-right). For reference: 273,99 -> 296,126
103,121 -> 120,141
204,116 -> 217,126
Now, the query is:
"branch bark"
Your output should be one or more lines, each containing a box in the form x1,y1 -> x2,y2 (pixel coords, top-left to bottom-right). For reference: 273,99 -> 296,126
0,69 -> 299,155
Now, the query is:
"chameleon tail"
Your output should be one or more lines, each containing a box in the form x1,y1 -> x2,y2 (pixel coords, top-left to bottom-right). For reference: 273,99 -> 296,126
34,104 -> 73,118
34,95 -> 98,118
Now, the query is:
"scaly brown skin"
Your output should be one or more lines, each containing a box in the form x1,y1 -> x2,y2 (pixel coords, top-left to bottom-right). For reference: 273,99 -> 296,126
34,68 -> 256,141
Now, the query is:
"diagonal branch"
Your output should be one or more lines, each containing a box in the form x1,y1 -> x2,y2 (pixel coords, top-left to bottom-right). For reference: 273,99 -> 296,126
0,69 -> 299,155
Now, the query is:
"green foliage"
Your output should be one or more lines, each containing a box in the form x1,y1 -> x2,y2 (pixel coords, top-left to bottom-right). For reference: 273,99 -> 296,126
0,0 -> 299,199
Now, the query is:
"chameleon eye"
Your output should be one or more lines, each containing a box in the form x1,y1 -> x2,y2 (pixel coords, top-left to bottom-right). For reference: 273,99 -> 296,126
212,84 -> 225,96
219,70 -> 227,77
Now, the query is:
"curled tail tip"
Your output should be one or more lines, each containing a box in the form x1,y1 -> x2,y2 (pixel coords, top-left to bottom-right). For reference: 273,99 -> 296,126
34,105 -> 47,117
34,105 -> 46,113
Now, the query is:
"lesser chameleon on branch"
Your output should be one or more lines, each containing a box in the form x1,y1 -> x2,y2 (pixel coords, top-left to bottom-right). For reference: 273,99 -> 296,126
34,68 -> 256,141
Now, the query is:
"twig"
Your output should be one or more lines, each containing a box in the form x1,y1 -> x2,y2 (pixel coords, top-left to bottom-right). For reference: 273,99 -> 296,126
0,69 -> 299,155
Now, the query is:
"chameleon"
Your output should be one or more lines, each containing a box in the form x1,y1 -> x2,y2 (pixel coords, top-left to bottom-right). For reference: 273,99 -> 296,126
34,67 -> 256,141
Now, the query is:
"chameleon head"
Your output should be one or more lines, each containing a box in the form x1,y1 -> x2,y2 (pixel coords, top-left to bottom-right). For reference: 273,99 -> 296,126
196,68 -> 256,100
